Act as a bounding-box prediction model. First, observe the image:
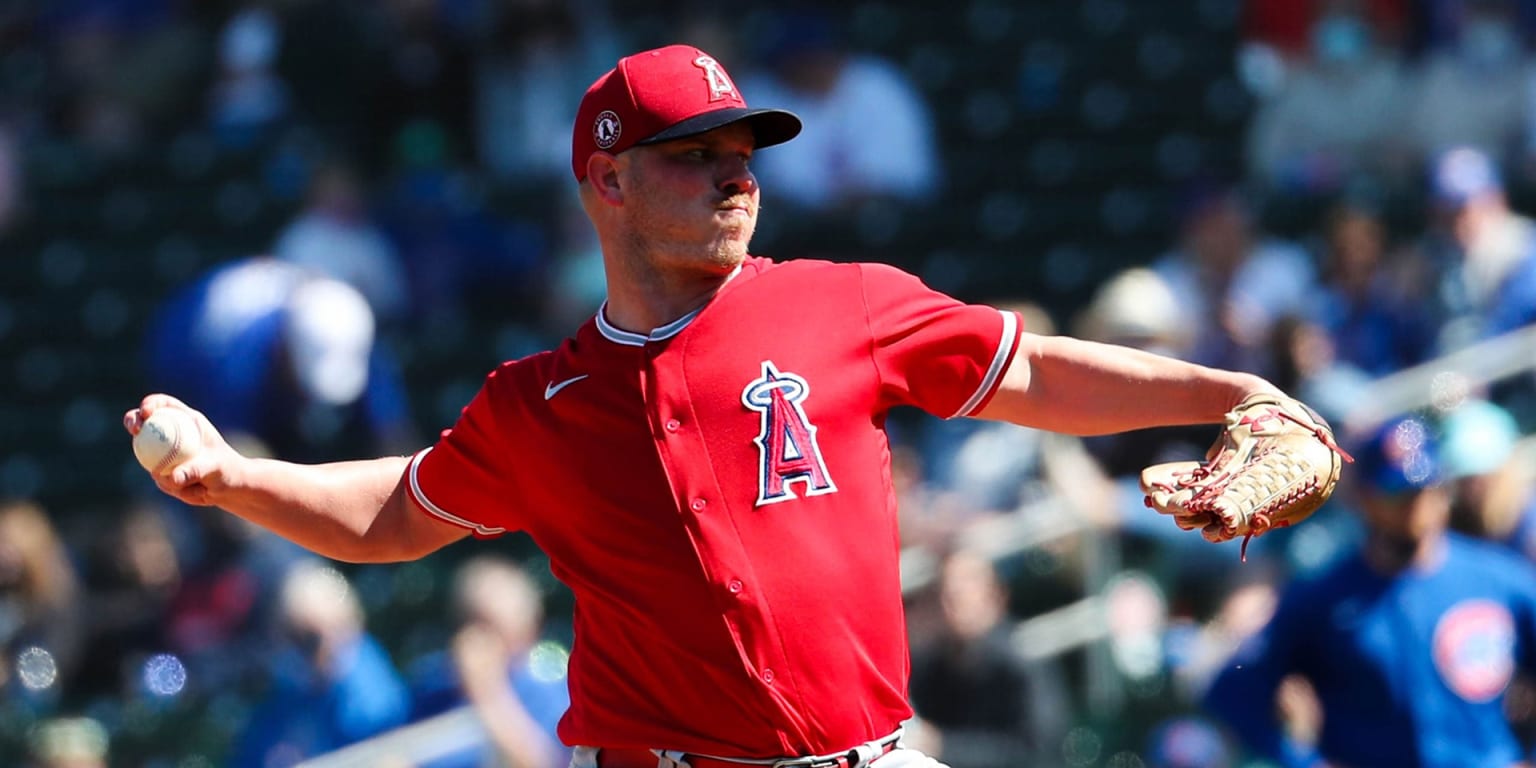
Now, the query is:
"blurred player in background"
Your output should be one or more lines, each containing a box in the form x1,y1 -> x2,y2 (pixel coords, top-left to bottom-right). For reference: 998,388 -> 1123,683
1204,415 -> 1536,768
144,255 -> 417,463
126,44 -> 1324,768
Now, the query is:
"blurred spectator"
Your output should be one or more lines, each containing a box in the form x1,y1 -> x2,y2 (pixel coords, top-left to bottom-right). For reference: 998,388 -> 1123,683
1266,314 -> 1372,429
143,256 -> 417,463
1153,184 -> 1316,379
0,500 -> 83,703
207,4 -> 290,149
1072,268 -> 1191,362
887,441 -> 966,551
1103,571 -> 1172,687
471,0 -> 620,186
410,556 -> 570,768
1442,398 -> 1536,558
72,500 -> 181,702
233,560 -> 410,768
27,715 -> 108,768
737,8 -> 940,212
274,161 -> 412,325
1166,563 -> 1284,702
41,7 -> 151,153
165,505 -> 299,693
926,414 -> 1049,517
1307,199 -> 1435,376
1204,415 -> 1536,767
38,1 -> 208,153
1246,0 -> 1412,195
1406,0 -> 1535,164
907,549 -> 1070,768
1420,145 -> 1536,353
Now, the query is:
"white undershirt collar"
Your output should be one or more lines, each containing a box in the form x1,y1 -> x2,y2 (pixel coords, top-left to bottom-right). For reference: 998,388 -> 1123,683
595,264 -> 743,346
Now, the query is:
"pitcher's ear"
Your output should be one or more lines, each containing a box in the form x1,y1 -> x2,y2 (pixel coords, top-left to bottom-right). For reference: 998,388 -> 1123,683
587,153 -> 623,205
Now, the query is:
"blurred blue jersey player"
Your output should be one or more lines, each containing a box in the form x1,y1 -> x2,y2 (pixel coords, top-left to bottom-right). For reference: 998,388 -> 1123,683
1204,415 -> 1536,768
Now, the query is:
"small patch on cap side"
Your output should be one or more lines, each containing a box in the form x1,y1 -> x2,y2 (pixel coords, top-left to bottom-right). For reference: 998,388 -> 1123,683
593,110 -> 621,149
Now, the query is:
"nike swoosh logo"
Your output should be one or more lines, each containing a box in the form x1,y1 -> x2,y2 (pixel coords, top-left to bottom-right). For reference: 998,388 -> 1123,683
544,375 -> 589,400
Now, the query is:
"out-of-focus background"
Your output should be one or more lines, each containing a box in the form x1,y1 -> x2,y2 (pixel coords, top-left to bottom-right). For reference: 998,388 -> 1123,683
3,0 -> 1536,766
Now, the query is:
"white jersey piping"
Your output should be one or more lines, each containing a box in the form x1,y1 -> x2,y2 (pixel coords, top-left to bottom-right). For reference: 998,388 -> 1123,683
407,448 -> 508,536
949,309 -> 1018,419
594,264 -> 743,346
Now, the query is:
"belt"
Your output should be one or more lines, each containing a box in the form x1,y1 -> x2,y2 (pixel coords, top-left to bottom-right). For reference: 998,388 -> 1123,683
595,729 -> 901,768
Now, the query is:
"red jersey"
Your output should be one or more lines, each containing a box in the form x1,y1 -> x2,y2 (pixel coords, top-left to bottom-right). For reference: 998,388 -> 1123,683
407,256 -> 1020,756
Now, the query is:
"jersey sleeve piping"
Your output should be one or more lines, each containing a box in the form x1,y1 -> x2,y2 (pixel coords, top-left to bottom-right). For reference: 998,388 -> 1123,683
406,447 -> 508,537
948,309 -> 1019,419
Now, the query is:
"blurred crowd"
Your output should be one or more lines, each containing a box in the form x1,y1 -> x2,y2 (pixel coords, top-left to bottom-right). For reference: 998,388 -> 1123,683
2,0 -> 1536,767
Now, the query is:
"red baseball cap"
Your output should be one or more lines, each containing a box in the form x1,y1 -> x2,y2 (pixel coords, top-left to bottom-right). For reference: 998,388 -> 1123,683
571,44 -> 802,181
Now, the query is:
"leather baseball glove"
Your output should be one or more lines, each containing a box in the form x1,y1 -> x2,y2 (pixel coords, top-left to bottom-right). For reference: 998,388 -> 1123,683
1140,393 -> 1352,558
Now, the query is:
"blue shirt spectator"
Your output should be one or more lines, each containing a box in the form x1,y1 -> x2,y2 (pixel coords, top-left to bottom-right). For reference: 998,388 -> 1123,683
234,561 -> 411,768
407,647 -> 571,768
409,556 -> 570,768
1309,202 -> 1435,376
1423,146 -> 1536,353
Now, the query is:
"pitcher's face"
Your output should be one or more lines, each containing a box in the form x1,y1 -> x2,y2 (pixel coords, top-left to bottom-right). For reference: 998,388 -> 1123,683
618,123 -> 760,276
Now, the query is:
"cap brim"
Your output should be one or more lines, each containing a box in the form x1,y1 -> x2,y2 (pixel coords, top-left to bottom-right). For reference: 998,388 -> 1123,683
637,107 -> 802,149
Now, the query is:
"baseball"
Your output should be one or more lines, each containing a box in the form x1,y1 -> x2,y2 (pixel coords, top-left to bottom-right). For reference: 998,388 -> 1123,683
133,408 -> 201,475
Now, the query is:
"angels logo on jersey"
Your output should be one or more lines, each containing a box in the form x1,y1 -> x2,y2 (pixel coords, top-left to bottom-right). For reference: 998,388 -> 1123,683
741,361 -> 837,506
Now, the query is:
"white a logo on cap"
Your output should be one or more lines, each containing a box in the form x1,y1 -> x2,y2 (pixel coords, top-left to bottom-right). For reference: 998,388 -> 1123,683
593,110 -> 622,149
693,55 -> 736,102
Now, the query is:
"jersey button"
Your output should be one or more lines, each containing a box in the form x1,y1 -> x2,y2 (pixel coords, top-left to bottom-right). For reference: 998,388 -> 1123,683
728,579 -> 743,594
664,418 -> 681,432
761,668 -> 775,684
691,498 -> 707,511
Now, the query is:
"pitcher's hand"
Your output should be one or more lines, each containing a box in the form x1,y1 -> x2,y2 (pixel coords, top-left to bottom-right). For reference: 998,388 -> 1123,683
123,394 -> 242,506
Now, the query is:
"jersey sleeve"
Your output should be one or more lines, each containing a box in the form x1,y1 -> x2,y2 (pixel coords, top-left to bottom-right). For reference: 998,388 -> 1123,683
406,363 -> 529,538
857,262 -> 1020,418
